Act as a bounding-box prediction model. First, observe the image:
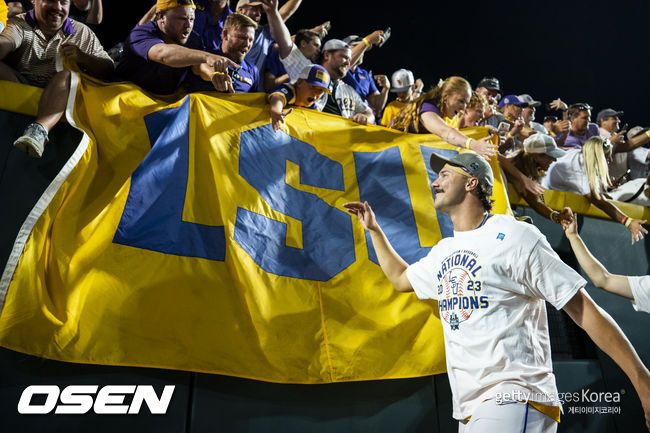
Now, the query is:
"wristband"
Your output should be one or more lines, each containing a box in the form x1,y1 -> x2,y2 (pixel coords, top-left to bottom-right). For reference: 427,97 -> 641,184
507,132 -> 514,139
465,138 -> 472,149
362,37 -> 371,48
550,210 -> 560,224
211,71 -> 225,78
646,130 -> 650,138
621,216 -> 628,225
625,218 -> 633,228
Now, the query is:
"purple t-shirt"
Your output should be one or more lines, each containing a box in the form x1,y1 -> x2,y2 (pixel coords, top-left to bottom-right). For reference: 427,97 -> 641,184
407,100 -> 441,133
115,21 -> 203,95
193,0 -> 232,53
563,123 -> 600,149
343,66 -> 378,101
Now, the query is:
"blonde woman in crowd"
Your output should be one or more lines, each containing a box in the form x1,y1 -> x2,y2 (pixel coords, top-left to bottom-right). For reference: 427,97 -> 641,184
544,136 -> 648,243
391,76 -> 545,196
391,76 -> 497,157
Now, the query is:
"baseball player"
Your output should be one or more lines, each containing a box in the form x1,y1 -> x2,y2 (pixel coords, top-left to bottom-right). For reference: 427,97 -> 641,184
564,209 -> 650,313
344,152 -> 650,432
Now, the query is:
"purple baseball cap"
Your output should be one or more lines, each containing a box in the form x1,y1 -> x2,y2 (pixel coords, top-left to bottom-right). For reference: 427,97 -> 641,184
298,65 -> 331,94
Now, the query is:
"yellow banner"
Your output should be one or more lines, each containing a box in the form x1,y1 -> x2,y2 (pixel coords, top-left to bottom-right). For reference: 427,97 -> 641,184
0,76 -> 509,383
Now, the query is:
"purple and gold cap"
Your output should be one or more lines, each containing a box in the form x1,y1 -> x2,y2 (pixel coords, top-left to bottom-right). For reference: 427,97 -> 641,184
298,65 -> 331,94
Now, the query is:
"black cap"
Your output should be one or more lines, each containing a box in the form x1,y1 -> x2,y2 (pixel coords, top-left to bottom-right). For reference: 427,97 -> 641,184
476,77 -> 501,94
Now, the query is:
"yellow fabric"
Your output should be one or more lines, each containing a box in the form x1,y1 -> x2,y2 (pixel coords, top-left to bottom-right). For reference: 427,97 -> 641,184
156,0 -> 195,12
508,186 -> 650,222
0,76 -> 509,383
465,401 -> 561,423
443,114 -> 459,129
0,0 -> 7,27
528,401 -> 561,423
381,99 -> 406,126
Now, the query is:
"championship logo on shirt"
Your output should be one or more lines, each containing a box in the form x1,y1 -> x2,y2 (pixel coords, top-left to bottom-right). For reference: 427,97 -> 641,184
436,250 -> 489,330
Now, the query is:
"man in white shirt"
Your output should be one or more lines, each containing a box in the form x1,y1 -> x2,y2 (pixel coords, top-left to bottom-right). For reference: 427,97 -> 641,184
344,151 -> 650,432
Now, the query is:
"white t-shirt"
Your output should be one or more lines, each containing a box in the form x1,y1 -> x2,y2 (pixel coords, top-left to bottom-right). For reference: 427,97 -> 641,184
315,79 -> 370,119
406,214 -> 585,420
629,147 -> 650,180
629,275 -> 650,313
608,178 -> 650,206
542,148 -> 592,195
280,44 -> 311,83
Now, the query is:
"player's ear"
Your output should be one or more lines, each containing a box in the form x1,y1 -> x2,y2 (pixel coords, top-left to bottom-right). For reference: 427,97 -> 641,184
465,177 -> 479,192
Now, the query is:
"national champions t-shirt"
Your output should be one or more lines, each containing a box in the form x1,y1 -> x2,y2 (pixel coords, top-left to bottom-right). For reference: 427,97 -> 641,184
406,214 -> 585,420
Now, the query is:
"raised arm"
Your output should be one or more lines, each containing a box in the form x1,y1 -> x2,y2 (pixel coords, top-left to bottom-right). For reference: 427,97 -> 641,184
260,0 -> 292,59
343,202 -> 413,292
138,5 -> 156,26
349,30 -> 383,68
366,74 -> 390,119
278,0 -> 301,22
563,289 -> 650,429
86,0 -> 103,25
564,212 -> 633,298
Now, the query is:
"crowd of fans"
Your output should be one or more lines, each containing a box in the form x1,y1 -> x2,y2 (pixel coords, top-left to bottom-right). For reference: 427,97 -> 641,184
0,0 -> 648,242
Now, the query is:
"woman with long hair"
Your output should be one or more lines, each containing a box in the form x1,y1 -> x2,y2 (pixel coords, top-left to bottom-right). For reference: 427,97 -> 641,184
391,77 -> 497,158
544,136 -> 648,243
391,76 -> 545,196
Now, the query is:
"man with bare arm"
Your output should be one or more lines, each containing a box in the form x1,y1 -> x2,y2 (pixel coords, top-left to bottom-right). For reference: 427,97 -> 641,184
344,151 -> 650,432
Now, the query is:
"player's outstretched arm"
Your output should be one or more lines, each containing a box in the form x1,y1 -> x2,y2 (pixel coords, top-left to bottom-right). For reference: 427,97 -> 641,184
563,288 -> 650,430
343,201 -> 413,292
563,210 -> 633,299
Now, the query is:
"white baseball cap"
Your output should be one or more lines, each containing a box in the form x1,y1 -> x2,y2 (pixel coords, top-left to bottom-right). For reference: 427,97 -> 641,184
523,133 -> 565,159
518,94 -> 541,108
390,69 -> 414,93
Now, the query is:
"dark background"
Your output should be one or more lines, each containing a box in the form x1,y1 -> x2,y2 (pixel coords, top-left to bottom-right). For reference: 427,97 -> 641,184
95,0 -> 650,129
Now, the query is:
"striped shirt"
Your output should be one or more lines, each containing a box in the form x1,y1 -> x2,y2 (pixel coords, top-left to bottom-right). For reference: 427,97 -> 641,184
1,10 -> 112,87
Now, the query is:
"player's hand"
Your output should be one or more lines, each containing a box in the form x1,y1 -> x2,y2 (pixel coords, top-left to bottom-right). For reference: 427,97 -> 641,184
469,137 -> 498,158
343,201 -> 379,232
352,113 -> 369,125
628,219 -> 648,245
271,107 -> 292,132
562,208 -> 577,234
